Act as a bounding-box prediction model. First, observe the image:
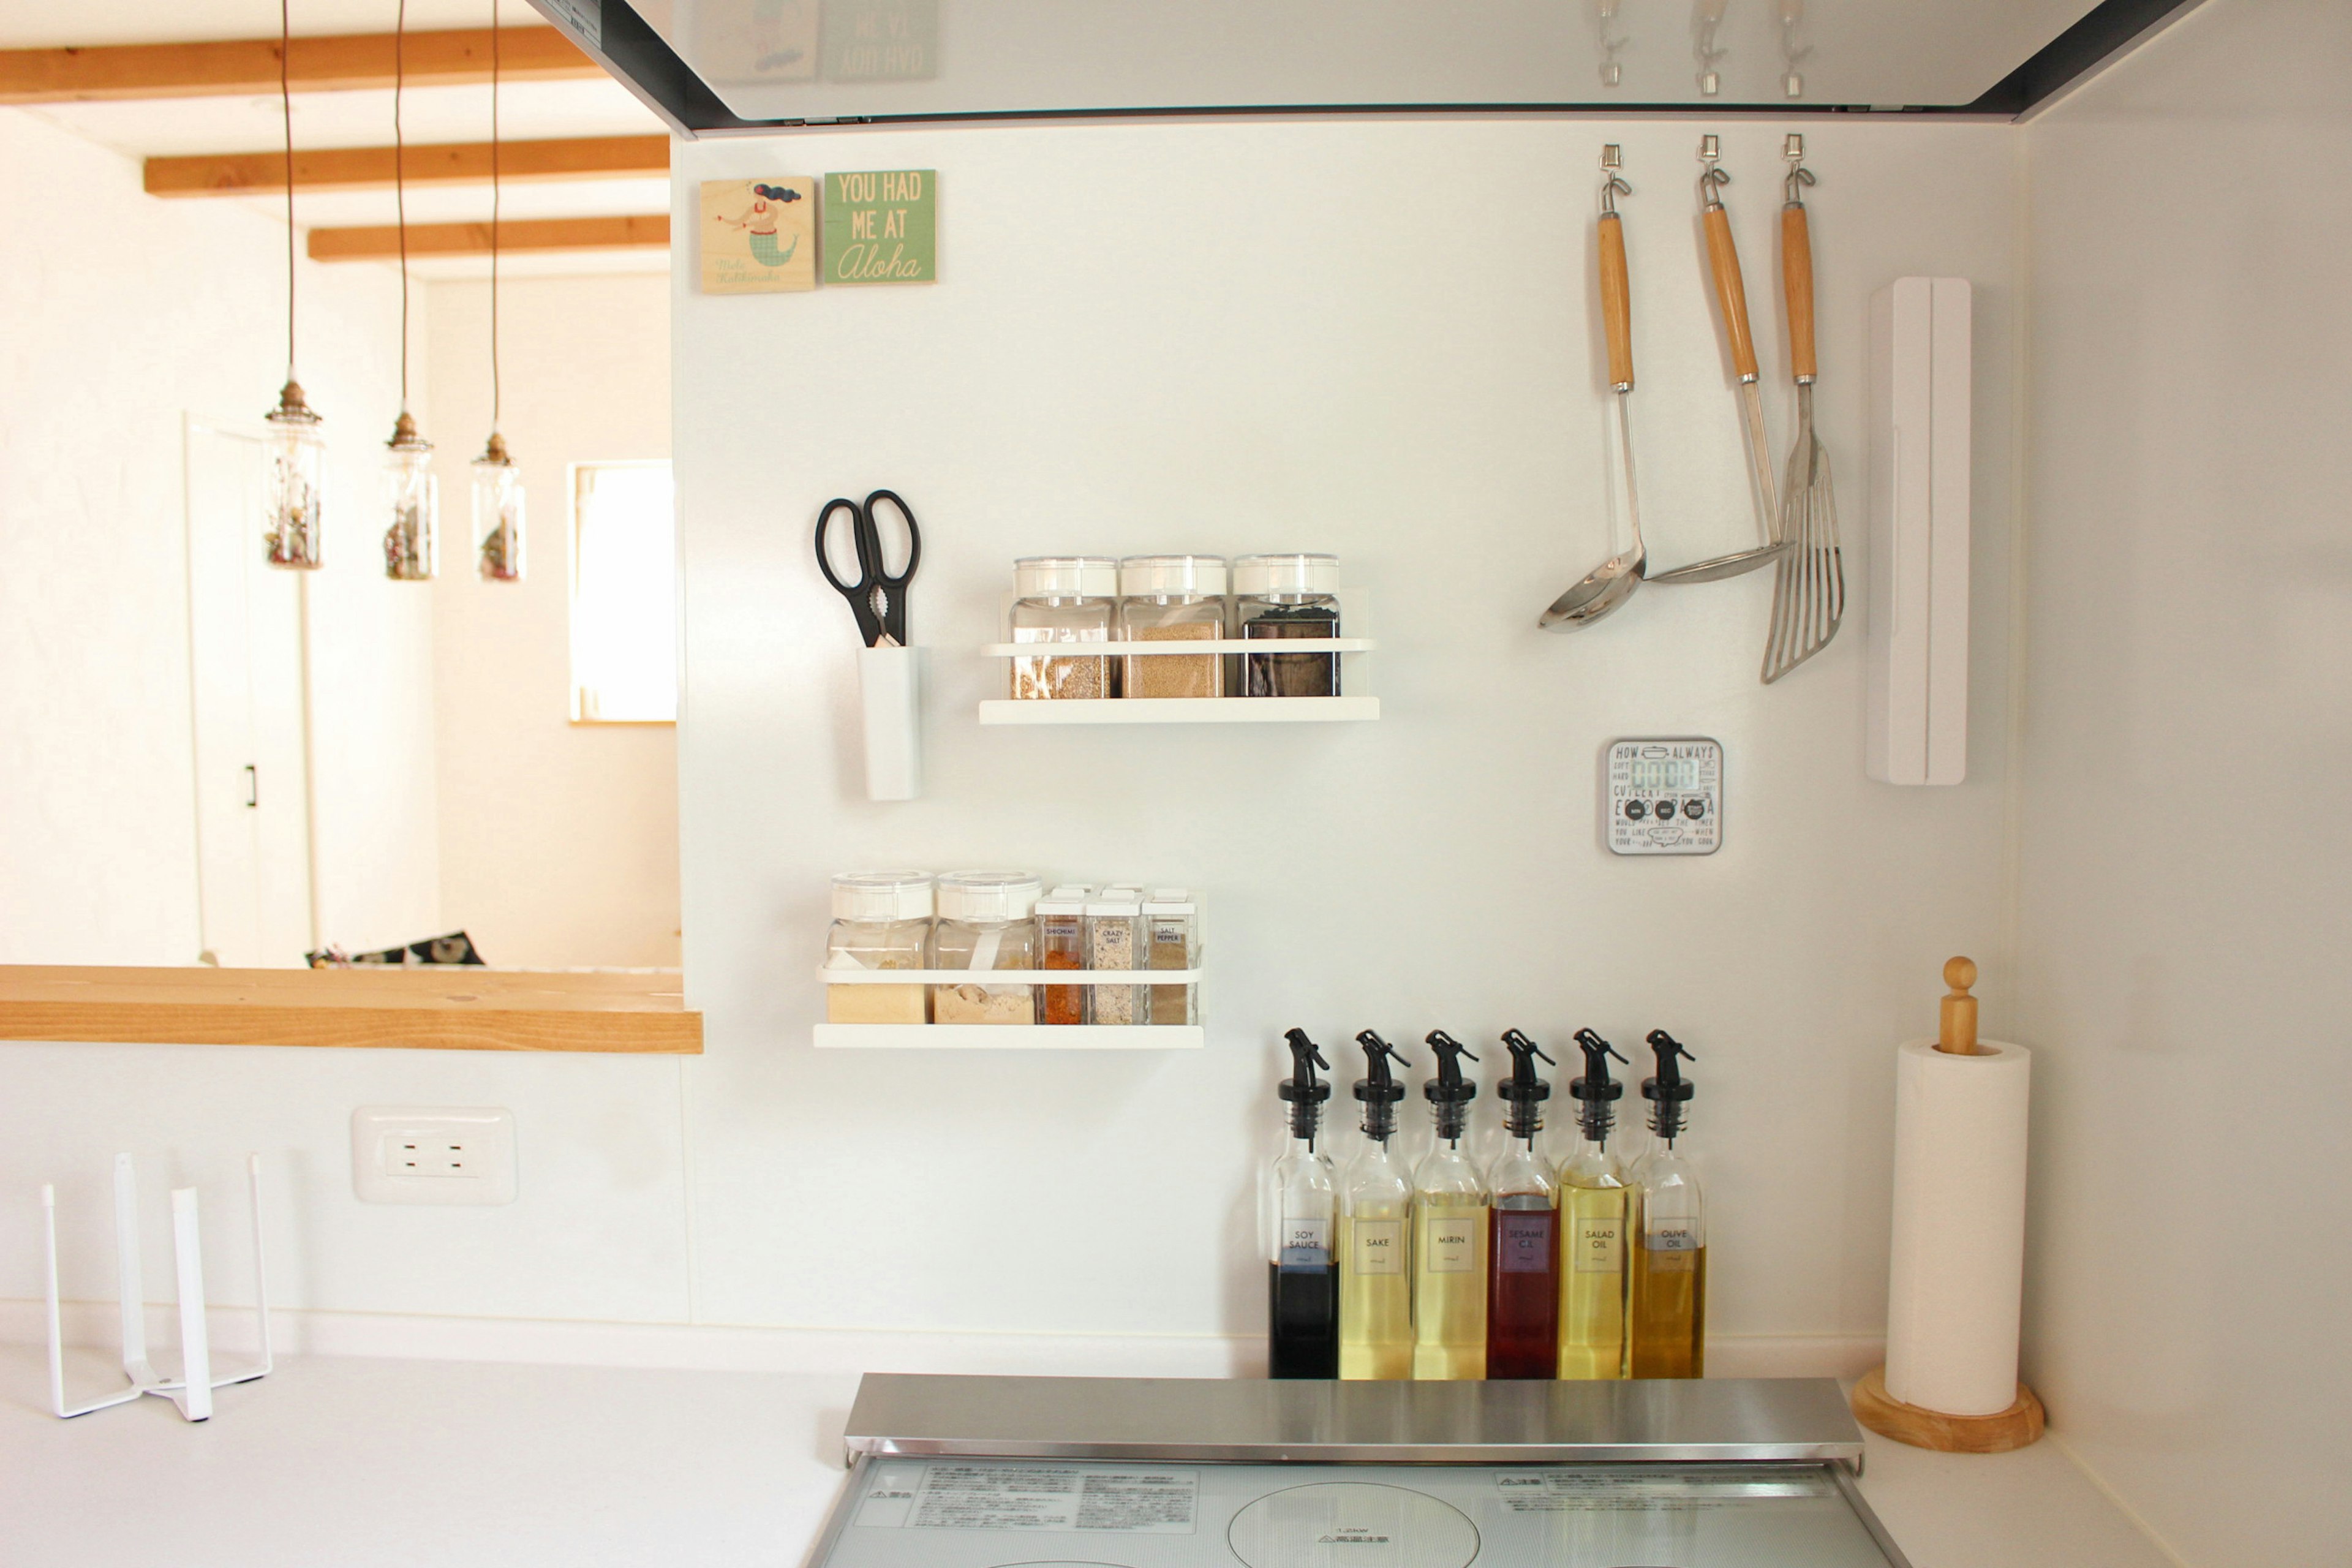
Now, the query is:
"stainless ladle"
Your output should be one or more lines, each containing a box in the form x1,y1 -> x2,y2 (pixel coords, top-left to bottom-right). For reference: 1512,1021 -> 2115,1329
1543,151 -> 1644,631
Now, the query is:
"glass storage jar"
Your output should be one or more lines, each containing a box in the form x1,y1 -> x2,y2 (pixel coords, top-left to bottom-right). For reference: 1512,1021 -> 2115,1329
933,871 -> 1043,1024
1084,886 -> 1147,1025
824,871 -> 934,1024
1117,555 -> 1228,699
1234,553 -> 1342,697
1009,557 -> 1119,699
1142,888 -> 1198,1026
1036,885 -> 1090,1027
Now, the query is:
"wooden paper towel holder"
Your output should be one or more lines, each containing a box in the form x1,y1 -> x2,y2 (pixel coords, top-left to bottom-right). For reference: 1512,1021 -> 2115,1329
1852,957 -> 2046,1453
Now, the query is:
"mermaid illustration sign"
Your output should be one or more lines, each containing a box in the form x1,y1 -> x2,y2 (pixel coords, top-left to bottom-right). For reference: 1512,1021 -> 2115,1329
698,178 -> 817,294
824,170 -> 937,285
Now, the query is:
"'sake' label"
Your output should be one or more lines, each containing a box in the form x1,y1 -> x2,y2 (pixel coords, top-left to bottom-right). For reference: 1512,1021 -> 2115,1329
1351,1218 -> 1403,1276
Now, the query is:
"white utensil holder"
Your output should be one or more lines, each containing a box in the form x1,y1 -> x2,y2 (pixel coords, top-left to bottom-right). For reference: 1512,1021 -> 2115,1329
858,644 -> 922,801
815,967 -> 1207,1050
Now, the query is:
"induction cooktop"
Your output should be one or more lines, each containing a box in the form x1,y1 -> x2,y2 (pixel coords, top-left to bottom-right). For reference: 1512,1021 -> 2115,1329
809,1376 -> 1912,1568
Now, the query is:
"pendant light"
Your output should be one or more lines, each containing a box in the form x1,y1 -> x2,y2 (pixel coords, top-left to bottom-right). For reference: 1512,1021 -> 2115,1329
382,0 -> 439,581
263,0 -> 326,571
471,4 -> 526,582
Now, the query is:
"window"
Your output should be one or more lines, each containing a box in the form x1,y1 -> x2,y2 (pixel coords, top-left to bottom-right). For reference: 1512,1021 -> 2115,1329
570,461 -> 677,723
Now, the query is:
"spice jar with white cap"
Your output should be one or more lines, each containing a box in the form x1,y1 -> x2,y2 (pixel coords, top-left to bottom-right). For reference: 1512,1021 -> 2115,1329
1117,554 -> 1228,699
1009,557 -> 1119,699
1234,552 -> 1342,697
933,871 -> 1043,1023
824,871 -> 934,1024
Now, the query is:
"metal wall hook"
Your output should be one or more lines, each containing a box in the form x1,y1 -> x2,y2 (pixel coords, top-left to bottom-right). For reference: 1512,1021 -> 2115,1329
1698,135 -> 1730,210
1600,143 -> 1631,214
1784,135 -> 1816,203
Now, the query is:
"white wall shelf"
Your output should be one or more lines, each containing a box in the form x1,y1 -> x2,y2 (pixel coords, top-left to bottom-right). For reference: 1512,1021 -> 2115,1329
978,639 -> 1373,657
813,1023 -> 1204,1049
979,697 -> 1378,725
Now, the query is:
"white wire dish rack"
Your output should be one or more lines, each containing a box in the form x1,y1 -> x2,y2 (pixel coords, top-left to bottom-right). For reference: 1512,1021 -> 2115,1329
813,965 -> 1205,1049
976,587 -> 1378,725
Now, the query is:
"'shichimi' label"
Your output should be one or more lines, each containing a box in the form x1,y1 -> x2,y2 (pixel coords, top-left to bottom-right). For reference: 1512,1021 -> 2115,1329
1351,1219 -> 1404,1276
1280,1216 -> 1330,1270
1423,1210 -> 1478,1273
1496,1212 -> 1556,1273
1572,1215 -> 1624,1274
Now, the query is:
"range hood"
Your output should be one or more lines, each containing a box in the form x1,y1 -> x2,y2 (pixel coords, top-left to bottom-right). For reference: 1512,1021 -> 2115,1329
532,0 -> 2202,136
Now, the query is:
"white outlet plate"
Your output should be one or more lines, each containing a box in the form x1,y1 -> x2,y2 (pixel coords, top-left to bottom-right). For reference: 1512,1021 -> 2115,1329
350,1106 -> 518,1205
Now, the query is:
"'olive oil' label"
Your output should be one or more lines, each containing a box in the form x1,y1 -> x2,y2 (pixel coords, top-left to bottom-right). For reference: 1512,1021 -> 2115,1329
1424,1212 -> 1479,1272
1572,1216 -> 1624,1273
1352,1219 -> 1404,1275
1645,1219 -> 1700,1271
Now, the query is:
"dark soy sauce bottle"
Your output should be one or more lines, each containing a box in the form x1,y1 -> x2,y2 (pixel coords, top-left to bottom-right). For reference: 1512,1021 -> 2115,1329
1267,1027 -> 1339,1378
1487,1029 -> 1562,1379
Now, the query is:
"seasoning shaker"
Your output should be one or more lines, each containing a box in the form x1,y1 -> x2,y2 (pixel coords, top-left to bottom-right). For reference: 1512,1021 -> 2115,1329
1036,884 -> 1090,1027
1234,553 -> 1342,697
1143,888 -> 1198,1025
1008,557 -> 1119,700
1084,885 -> 1147,1025
823,871 -> 935,1025
1117,555 -> 1228,699
933,871 -> 1043,1024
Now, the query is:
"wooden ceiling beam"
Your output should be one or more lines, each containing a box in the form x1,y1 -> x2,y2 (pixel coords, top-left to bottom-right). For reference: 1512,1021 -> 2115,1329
0,28 -> 601,105
147,135 -> 670,197
307,214 -> 671,262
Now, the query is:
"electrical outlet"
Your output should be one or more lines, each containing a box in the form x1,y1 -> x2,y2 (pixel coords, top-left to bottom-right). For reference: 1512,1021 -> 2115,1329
351,1106 -> 517,1205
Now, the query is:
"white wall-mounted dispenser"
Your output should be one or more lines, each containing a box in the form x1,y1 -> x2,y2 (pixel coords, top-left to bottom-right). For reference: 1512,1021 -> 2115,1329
1866,277 -> 1971,785
859,645 -> 922,801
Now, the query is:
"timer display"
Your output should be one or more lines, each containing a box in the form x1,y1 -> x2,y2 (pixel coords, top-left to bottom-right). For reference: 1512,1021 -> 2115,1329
1605,738 -> 1722,856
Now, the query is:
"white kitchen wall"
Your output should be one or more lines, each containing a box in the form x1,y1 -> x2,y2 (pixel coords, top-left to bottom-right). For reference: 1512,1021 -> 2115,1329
0,106 -> 439,965
671,118 -> 2018,1350
4,115 -> 2018,1377
2015,2 -> 2352,1563
424,274 -> 682,970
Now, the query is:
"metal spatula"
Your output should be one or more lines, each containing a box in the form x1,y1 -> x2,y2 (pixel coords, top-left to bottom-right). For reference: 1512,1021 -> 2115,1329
1762,138 -> 1844,684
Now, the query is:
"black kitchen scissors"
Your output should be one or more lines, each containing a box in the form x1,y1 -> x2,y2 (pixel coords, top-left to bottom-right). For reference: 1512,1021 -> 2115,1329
814,489 -> 921,647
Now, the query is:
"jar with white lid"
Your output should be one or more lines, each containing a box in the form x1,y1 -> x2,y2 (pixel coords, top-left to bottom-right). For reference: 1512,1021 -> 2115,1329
824,871 -> 933,1025
1037,884 -> 1090,1027
1142,888 -> 1197,1026
1234,553 -> 1342,697
1117,555 -> 1228,699
1084,886 -> 1147,1025
933,871 -> 1043,1024
1009,557 -> 1118,700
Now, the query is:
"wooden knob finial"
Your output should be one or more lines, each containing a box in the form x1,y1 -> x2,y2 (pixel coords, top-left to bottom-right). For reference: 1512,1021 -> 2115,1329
1938,956 -> 1979,1055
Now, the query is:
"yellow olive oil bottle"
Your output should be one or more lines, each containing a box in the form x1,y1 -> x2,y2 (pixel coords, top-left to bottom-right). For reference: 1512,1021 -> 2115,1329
1627,1030 -> 1704,1379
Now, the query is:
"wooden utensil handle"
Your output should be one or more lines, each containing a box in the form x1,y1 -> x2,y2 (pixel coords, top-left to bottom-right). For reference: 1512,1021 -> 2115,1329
1600,211 -> 1634,390
1783,202 -> 1817,380
1703,203 -> 1758,380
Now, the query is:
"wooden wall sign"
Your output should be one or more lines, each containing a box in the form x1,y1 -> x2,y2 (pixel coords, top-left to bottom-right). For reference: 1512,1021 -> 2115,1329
823,170 -> 937,285
698,177 -> 818,294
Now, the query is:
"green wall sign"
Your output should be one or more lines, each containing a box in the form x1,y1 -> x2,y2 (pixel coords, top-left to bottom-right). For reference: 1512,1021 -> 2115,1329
823,170 -> 937,285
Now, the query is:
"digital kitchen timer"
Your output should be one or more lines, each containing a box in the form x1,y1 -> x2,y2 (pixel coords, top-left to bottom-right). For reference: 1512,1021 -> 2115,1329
1606,737 -> 1722,856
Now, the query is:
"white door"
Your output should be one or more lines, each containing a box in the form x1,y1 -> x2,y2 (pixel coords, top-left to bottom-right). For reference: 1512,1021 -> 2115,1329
185,418 -> 317,967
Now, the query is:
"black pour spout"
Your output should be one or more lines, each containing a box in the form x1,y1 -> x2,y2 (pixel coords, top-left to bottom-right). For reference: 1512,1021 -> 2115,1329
1279,1027 -> 1332,1145
1496,1028 -> 1556,1143
1569,1027 -> 1629,1145
1352,1030 -> 1410,1144
1422,1030 -> 1479,1145
1643,1028 -> 1698,1145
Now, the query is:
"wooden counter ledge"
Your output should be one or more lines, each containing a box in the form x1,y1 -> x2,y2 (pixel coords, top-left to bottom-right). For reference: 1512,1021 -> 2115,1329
0,965 -> 701,1054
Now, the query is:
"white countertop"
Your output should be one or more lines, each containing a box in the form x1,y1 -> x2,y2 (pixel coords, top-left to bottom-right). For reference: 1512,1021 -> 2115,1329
0,1349 -> 2170,1568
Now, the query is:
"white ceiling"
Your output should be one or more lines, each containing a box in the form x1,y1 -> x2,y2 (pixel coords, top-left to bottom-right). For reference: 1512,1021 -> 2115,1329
4,7 -> 671,279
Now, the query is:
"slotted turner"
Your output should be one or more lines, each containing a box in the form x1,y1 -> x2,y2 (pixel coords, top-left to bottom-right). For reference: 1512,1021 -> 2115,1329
1762,138 -> 1844,684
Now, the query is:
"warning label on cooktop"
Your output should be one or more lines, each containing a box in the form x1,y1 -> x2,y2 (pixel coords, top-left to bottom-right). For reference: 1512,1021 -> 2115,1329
861,1464 -> 1199,1533
1494,1471 -> 1831,1512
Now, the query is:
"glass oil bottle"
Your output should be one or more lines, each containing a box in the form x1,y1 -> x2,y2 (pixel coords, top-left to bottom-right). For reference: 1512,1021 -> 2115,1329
1629,1030 -> 1705,1379
1487,1030 -> 1560,1379
1558,1028 -> 1632,1379
1411,1031 -> 1488,1381
1338,1031 -> 1414,1381
1267,1028 -> 1339,1379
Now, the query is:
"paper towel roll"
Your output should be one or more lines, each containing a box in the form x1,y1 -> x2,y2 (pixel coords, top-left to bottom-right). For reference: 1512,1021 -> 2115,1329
1883,1036 -> 2031,1416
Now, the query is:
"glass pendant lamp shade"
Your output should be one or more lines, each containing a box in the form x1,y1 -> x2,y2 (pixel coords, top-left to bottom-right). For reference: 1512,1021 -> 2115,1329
471,432 -> 526,581
382,411 -> 438,581
263,380 -> 326,570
